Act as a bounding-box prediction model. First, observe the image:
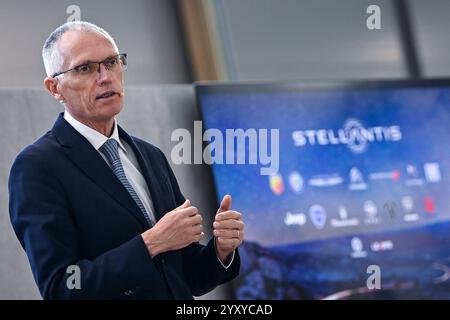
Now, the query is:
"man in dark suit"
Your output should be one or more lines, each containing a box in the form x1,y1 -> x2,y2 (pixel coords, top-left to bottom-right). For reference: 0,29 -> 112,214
8,21 -> 244,299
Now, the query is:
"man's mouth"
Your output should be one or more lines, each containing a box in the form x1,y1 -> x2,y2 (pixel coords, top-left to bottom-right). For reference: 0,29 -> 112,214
96,91 -> 117,100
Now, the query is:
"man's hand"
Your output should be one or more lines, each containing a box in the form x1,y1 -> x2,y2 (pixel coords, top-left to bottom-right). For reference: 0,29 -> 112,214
141,199 -> 204,257
213,195 -> 244,264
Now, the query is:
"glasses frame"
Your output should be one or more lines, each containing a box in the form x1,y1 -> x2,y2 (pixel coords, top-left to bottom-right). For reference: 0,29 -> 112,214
51,53 -> 127,78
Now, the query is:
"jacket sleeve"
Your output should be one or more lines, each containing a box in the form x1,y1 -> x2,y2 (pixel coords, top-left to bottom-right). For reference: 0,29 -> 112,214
158,148 -> 241,296
8,150 -> 167,299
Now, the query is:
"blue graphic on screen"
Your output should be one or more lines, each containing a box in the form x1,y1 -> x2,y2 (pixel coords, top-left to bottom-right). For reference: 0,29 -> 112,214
198,84 -> 450,299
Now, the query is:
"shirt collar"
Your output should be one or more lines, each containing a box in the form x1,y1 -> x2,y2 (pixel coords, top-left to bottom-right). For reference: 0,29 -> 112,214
63,110 -> 127,153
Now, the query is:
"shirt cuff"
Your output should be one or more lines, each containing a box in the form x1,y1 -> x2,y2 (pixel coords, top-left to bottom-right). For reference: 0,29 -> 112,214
213,237 -> 235,269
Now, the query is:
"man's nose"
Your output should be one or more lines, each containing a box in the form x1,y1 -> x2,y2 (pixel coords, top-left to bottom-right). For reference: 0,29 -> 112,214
96,63 -> 113,84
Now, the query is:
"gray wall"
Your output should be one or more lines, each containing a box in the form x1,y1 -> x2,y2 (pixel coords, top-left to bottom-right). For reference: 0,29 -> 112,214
409,0 -> 450,77
0,85 -> 230,299
213,0 -> 450,81
0,0 -> 190,87
214,0 -> 407,80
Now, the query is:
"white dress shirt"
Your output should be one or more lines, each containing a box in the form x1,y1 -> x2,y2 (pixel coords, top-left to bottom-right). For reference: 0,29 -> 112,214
64,111 -> 156,224
63,111 -> 233,269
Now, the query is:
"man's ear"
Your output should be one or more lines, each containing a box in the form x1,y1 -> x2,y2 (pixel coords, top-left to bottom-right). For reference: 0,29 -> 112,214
44,76 -> 65,102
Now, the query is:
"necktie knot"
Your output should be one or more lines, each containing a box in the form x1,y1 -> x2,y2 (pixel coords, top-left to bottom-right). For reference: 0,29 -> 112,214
100,139 -> 120,163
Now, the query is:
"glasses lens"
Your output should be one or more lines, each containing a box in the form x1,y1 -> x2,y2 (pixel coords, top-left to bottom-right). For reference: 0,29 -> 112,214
104,56 -> 120,70
74,62 -> 96,74
119,54 -> 127,71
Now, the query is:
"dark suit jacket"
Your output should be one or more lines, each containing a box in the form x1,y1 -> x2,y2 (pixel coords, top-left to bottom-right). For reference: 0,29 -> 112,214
8,113 -> 240,299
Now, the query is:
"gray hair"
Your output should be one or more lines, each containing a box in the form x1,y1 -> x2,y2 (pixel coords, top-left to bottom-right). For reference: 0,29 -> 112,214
42,21 -> 119,77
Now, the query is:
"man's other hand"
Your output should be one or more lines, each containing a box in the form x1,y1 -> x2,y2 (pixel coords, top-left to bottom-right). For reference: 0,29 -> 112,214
213,195 -> 244,264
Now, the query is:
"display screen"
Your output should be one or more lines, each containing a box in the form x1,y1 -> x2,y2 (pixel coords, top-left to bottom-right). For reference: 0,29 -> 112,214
196,80 -> 450,299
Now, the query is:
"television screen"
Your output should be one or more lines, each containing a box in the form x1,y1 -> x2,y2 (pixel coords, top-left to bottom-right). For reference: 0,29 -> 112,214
195,79 -> 450,299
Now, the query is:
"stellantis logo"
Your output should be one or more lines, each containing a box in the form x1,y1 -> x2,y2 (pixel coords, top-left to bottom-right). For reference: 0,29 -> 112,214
292,118 -> 402,154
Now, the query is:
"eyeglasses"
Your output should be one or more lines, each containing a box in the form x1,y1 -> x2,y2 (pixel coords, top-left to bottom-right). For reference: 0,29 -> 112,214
51,53 -> 127,78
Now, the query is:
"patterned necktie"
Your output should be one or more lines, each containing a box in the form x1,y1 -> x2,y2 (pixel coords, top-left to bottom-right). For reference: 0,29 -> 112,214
100,139 -> 154,227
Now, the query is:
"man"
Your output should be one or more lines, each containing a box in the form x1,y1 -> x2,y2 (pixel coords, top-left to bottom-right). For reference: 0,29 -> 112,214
8,21 -> 244,299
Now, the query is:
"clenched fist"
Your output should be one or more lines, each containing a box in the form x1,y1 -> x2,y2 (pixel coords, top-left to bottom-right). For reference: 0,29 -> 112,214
213,195 -> 244,264
141,199 -> 204,257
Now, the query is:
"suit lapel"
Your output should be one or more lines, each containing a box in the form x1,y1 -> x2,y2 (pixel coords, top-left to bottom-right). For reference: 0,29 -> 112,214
52,113 -> 150,230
